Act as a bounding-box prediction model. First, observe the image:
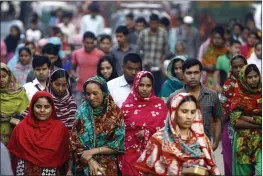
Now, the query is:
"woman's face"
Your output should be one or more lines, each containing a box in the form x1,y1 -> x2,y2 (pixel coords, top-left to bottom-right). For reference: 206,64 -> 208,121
0,70 -> 9,89
255,44 -> 262,60
51,77 -> 68,97
231,58 -> 246,78
19,50 -> 31,66
138,76 -> 153,98
10,27 -> 19,36
26,44 -> 36,55
175,43 -> 185,54
85,83 -> 104,108
246,70 -> 260,89
174,60 -> 184,81
100,61 -> 113,80
33,97 -> 52,121
175,101 -> 197,129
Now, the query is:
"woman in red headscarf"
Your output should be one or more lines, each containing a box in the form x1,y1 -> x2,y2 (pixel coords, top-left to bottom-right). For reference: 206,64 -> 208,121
120,71 -> 168,176
8,91 -> 70,175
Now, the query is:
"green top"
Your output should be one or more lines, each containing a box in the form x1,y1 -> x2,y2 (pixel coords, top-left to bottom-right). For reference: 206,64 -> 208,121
215,53 -> 231,76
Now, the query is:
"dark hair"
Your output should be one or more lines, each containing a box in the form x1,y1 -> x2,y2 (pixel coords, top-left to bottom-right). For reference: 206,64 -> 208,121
182,59 -> 203,72
52,26 -> 63,35
178,95 -> 198,108
83,79 -> 106,95
62,11 -> 72,19
32,55 -> 51,69
115,25 -> 129,36
164,53 -> 176,60
42,43 -> 59,55
33,96 -> 53,111
171,58 -> 185,77
25,41 -> 36,48
50,69 -> 69,84
83,31 -> 96,41
248,31 -> 258,38
160,17 -> 170,27
19,47 -> 32,56
150,13 -> 159,21
88,2 -> 100,13
123,53 -> 142,66
10,25 -> 21,36
135,17 -> 147,26
99,34 -> 112,42
231,54 -> 247,65
211,26 -> 225,38
126,13 -> 134,20
30,18 -> 38,25
233,23 -> 244,31
141,73 -> 154,85
97,56 -> 118,81
245,64 -> 261,77
254,42 -> 262,49
230,39 -> 241,46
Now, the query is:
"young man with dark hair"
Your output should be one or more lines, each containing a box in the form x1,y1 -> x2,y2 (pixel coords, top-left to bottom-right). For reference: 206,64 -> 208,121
214,39 -> 242,92
58,11 -> 77,43
23,55 -> 51,101
98,34 -> 112,55
111,25 -> 140,76
232,23 -> 244,43
167,59 -> 223,151
25,18 -> 42,43
241,31 -> 257,58
135,17 -> 147,35
137,13 -> 169,95
72,31 -> 104,105
107,53 -> 142,108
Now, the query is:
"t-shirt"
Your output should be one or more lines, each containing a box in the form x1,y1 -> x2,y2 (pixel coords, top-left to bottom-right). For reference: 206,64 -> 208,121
72,48 -> 104,91
216,54 -> 231,76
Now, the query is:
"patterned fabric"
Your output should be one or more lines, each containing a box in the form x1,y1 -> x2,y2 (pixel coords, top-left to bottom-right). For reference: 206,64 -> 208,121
202,43 -> 227,90
137,27 -> 169,67
135,93 -> 220,175
12,62 -> 32,86
47,68 -> 77,132
230,65 -> 262,165
0,63 -> 29,145
121,71 -> 168,175
70,76 -> 124,176
16,159 -> 58,176
159,56 -> 186,101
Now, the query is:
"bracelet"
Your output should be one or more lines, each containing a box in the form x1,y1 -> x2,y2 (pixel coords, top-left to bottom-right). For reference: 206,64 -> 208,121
99,147 -> 102,153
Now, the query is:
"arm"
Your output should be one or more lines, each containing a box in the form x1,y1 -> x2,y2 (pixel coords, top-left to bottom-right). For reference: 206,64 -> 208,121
212,95 -> 223,150
212,119 -> 221,151
230,110 -> 261,129
213,70 -> 221,92
240,115 -> 262,125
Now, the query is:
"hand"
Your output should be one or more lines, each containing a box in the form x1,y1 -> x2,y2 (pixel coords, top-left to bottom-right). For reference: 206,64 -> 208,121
88,159 -> 106,176
216,84 -> 222,93
79,150 -> 94,164
66,170 -> 73,176
136,130 -> 144,139
212,142 -> 219,151
241,116 -> 253,123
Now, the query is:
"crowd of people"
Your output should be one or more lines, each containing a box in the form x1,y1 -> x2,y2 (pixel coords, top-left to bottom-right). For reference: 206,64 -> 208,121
0,2 -> 262,176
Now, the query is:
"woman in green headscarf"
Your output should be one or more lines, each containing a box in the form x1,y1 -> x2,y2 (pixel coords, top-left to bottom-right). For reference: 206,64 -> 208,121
70,76 -> 124,176
159,55 -> 186,102
0,63 -> 29,145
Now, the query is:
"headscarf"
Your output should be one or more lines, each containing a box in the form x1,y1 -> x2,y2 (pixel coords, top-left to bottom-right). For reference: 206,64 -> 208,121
167,55 -> 187,82
231,65 -> 262,114
4,25 -> 21,54
71,76 -> 124,175
46,69 -> 77,132
8,91 -> 70,168
122,71 -> 168,149
7,43 -> 25,71
136,93 -> 220,175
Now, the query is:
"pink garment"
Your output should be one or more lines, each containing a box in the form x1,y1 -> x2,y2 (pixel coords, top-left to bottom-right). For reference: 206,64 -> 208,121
1,40 -> 7,56
72,48 -> 104,91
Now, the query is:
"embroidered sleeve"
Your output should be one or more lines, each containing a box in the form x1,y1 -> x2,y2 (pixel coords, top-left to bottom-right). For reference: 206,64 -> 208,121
230,110 -> 242,126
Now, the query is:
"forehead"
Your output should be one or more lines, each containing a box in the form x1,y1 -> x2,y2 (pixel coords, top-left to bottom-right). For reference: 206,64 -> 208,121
125,60 -> 141,68
185,65 -> 200,72
231,58 -> 245,65
101,60 -> 111,66
213,33 -> 223,38
35,97 -> 51,105
83,38 -> 95,42
178,101 -> 197,110
140,76 -> 152,84
52,77 -> 67,83
86,82 -> 102,91
247,70 -> 259,77
36,64 -> 49,69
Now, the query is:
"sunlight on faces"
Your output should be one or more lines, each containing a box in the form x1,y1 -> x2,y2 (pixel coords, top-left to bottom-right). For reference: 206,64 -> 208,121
100,61 -> 113,80
231,58 -> 246,79
19,50 -> 31,66
138,76 -> 153,98
85,83 -> 104,108
174,60 -> 184,81
34,64 -> 50,82
33,97 -> 52,121
246,70 -> 260,89
175,101 -> 197,129
0,70 -> 9,89
51,77 -> 68,97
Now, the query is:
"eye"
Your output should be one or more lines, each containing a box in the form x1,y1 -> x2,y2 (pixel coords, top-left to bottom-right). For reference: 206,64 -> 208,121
181,109 -> 187,113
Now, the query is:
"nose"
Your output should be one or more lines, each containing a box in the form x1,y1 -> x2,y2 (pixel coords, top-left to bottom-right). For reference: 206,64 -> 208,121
40,107 -> 45,112
58,86 -> 64,92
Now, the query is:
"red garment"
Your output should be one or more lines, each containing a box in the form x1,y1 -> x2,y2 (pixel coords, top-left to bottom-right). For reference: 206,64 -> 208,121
8,91 -> 70,168
121,71 -> 168,176
241,43 -> 253,59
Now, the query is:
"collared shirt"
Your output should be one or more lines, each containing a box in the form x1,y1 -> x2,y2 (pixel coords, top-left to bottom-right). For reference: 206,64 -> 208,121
167,83 -> 223,139
110,44 -> 140,76
80,14 -> 104,36
137,27 -> 169,68
107,75 -> 131,108
23,78 -> 45,101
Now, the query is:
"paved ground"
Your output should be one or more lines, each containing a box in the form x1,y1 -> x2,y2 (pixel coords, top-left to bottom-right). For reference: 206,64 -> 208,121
214,141 -> 224,175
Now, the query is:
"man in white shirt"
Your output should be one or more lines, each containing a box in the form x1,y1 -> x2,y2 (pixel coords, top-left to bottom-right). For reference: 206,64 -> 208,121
107,53 -> 142,108
26,18 -> 42,43
23,55 -> 51,101
57,12 -> 77,43
80,2 -> 105,36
